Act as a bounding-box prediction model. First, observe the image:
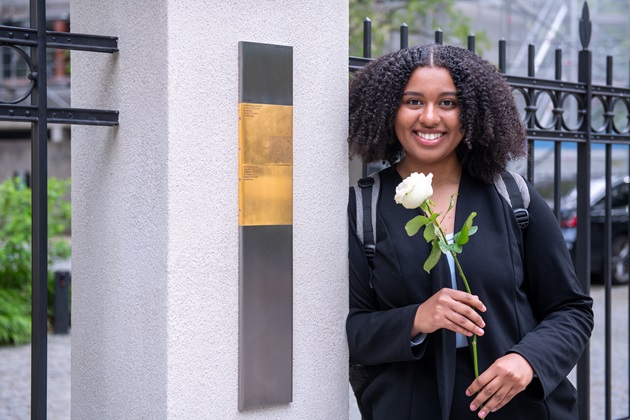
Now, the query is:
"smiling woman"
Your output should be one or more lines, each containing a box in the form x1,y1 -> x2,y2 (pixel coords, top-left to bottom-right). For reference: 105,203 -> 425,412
347,44 -> 594,420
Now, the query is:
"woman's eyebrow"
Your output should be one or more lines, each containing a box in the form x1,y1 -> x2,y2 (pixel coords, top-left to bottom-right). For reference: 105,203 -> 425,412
402,90 -> 458,96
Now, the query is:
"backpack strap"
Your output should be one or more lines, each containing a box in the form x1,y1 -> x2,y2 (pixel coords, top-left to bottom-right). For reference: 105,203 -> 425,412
352,172 -> 380,270
494,170 -> 530,229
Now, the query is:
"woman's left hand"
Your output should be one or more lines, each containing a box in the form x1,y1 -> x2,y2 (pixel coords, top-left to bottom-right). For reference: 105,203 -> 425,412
465,353 -> 535,418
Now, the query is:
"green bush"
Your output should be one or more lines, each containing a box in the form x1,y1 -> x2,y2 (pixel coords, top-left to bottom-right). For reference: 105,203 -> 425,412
0,288 -> 31,345
0,177 -> 71,345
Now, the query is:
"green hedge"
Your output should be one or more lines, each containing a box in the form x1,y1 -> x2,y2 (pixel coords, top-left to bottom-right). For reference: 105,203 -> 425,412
0,177 -> 71,346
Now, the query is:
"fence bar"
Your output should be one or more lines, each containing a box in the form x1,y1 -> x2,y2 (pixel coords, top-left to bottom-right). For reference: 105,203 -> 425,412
0,104 -> 119,125
30,0 -> 48,418
498,39 -> 506,73
434,29 -> 442,45
467,34 -> 475,53
526,44 -> 535,183
576,38 -> 593,420
400,23 -> 408,50
553,48 -> 563,221
604,142 -> 612,420
349,56 -> 371,73
604,55 -> 614,420
0,24 -> 118,53
363,18 -> 371,59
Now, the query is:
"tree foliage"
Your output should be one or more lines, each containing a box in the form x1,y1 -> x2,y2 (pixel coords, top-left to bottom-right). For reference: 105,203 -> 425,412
350,0 -> 490,57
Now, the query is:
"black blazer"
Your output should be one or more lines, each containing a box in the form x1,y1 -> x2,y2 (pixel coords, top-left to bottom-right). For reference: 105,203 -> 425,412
347,166 -> 594,419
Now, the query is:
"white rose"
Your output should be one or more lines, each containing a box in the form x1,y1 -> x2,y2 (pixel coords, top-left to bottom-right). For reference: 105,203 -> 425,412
394,172 -> 433,209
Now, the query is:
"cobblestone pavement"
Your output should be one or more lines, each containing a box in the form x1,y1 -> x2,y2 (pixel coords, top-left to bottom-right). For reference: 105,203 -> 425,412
0,333 -> 70,420
0,285 -> 627,420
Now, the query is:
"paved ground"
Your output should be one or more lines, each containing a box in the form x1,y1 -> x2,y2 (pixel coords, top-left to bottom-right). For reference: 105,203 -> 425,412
0,334 -> 70,420
0,284 -> 627,420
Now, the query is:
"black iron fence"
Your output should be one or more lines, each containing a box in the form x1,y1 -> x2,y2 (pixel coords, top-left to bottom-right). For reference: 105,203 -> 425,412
350,3 -> 629,420
0,1 -> 117,419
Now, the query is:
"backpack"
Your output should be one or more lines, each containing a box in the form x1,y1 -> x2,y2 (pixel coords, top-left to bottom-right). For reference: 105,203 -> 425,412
349,171 -> 530,418
352,170 -> 530,269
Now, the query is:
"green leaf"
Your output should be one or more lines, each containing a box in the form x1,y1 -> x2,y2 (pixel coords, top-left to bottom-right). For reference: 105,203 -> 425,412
423,223 -> 436,242
405,215 -> 430,236
455,212 -> 478,245
464,212 -> 477,229
439,240 -> 462,254
423,240 -> 442,273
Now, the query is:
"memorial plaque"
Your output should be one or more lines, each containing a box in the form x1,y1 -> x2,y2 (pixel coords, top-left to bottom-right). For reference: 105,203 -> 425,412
238,41 -> 293,410
238,103 -> 293,226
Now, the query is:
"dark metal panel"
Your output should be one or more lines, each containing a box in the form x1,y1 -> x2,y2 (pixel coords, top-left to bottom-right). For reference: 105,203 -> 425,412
238,42 -> 292,106
238,41 -> 293,410
239,225 -> 293,410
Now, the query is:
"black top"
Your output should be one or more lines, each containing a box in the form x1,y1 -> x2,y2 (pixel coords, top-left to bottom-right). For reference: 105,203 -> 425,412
347,166 -> 593,419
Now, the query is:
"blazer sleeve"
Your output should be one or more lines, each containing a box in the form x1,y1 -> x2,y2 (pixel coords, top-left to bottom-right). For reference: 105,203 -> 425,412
508,182 -> 594,400
346,187 -> 428,365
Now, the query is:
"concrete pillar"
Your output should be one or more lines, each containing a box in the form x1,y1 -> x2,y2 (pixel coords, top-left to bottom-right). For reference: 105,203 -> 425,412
70,1 -> 349,418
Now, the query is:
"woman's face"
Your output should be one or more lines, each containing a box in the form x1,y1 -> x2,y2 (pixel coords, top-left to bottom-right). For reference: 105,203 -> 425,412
394,66 -> 464,170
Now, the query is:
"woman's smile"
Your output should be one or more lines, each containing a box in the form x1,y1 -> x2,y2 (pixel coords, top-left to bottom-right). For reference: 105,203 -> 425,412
414,130 -> 446,143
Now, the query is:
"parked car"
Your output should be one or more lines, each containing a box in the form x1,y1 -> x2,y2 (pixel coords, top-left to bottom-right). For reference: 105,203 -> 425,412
559,176 -> 629,285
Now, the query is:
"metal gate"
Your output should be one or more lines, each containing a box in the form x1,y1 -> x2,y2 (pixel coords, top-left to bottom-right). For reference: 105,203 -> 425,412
350,3 -> 630,420
0,0 -> 117,418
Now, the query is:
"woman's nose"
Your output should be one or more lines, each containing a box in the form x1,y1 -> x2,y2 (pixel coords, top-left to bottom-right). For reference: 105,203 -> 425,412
419,104 -> 439,125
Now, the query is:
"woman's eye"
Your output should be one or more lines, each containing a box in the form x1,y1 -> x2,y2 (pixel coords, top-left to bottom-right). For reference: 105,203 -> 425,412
441,99 -> 458,107
407,99 -> 422,106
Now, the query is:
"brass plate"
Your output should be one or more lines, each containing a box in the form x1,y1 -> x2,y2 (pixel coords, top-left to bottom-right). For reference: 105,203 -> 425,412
238,103 -> 293,226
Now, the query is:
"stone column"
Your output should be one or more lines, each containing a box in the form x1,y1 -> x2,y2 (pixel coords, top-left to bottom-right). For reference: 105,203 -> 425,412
70,1 -> 349,418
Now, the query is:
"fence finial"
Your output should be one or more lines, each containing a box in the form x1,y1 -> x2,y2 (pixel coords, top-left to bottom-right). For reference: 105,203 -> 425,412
579,2 -> 591,50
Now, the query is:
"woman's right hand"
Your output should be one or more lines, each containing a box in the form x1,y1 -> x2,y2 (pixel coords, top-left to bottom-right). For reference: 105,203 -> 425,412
412,288 -> 486,338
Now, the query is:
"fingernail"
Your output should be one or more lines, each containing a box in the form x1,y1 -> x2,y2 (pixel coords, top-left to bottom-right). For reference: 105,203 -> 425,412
465,390 -> 471,397
470,404 -> 477,411
479,410 -> 487,417
478,328 -> 484,335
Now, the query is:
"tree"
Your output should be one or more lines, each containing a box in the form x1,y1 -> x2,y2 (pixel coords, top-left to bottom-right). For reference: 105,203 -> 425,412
350,0 -> 491,57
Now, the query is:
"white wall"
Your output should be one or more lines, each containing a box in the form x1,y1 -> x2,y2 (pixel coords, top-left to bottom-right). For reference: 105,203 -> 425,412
70,1 -> 349,418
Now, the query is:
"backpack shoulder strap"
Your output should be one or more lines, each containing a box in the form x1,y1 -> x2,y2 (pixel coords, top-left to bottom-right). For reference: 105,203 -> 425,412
352,172 -> 380,268
494,170 -> 530,229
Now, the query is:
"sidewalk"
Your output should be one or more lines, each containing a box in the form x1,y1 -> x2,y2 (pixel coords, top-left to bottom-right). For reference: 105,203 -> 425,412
0,333 -> 70,420
0,285 -> 627,419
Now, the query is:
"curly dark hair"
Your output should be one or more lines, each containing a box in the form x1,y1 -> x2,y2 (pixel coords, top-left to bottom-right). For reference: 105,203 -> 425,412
348,44 -> 526,184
